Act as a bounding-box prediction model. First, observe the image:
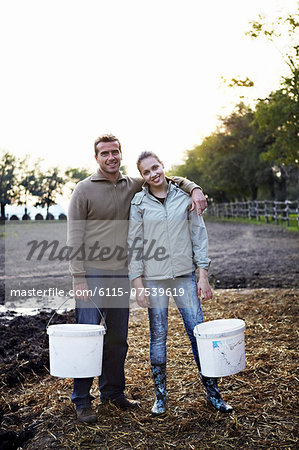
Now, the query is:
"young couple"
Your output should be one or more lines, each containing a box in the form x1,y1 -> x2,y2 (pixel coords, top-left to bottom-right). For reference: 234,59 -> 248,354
68,134 -> 232,423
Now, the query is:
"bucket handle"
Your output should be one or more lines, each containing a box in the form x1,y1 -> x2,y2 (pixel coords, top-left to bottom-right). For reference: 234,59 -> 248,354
46,297 -> 107,331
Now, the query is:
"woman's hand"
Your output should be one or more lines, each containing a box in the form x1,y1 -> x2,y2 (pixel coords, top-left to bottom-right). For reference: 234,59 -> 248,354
136,290 -> 150,308
133,277 -> 150,308
197,269 -> 213,300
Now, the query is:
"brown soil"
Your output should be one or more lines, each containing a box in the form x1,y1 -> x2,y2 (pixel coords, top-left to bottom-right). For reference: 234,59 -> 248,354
0,221 -> 298,449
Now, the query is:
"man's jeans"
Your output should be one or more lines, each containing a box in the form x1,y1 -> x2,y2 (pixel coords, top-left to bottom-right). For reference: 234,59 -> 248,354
71,268 -> 130,409
145,273 -> 204,367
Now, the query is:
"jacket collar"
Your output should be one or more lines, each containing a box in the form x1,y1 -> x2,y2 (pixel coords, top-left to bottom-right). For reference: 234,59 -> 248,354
142,177 -> 176,195
90,169 -> 127,182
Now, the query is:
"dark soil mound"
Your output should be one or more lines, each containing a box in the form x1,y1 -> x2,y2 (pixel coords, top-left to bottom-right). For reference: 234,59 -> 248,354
0,311 -> 75,388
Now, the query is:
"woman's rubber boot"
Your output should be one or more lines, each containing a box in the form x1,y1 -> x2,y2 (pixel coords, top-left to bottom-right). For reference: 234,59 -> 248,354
151,363 -> 167,415
201,375 -> 233,413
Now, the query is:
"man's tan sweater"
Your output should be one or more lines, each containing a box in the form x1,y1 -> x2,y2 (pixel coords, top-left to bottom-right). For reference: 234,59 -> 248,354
67,169 -> 199,282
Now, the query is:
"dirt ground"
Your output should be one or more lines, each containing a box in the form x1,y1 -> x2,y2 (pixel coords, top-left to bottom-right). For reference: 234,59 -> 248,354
205,220 -> 299,289
0,220 -> 298,449
1,219 -> 298,307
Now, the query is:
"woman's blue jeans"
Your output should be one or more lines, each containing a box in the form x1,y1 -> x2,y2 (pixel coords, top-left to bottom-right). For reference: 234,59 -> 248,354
71,267 -> 130,409
144,273 -> 204,368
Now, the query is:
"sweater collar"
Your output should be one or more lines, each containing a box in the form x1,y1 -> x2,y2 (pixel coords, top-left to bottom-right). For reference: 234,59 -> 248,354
90,169 -> 127,182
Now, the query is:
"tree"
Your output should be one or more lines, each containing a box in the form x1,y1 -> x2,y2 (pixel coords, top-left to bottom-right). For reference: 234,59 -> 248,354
247,12 -> 298,74
254,71 -> 299,166
65,167 -> 92,202
247,11 -> 299,162
33,168 -> 66,219
169,131 -> 248,203
246,12 -> 299,199
65,167 -> 91,184
248,12 -> 299,166
0,151 -> 18,220
168,8 -> 299,203
16,157 -> 41,216
120,164 -> 127,174
169,104 -> 275,202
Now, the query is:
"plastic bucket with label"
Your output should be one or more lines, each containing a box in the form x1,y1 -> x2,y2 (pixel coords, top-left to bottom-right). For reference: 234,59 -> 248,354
193,319 -> 246,377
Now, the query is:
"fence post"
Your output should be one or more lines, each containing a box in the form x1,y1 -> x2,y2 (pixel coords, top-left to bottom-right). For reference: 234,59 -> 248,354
224,203 -> 228,218
264,201 -> 269,223
255,201 -> 260,221
248,201 -> 252,220
285,200 -> 290,227
273,202 -> 278,225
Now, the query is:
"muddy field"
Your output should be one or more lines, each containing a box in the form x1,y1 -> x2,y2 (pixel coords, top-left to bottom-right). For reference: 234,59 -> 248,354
0,220 -> 298,449
206,220 -> 299,289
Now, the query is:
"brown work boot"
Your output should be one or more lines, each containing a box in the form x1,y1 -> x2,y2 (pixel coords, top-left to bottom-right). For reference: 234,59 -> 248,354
76,407 -> 97,423
102,395 -> 141,409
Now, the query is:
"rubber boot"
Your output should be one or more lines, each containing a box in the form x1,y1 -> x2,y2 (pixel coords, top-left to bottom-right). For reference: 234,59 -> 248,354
151,363 -> 167,415
201,375 -> 233,413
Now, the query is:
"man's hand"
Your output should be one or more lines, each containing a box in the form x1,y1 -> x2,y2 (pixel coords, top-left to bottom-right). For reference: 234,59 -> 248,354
73,281 -> 89,302
191,188 -> 207,215
133,277 -> 150,308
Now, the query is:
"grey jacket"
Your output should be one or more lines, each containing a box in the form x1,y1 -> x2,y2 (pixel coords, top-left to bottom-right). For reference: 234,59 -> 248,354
127,181 -> 210,280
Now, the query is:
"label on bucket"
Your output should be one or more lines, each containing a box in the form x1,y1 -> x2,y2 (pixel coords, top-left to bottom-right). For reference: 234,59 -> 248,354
212,338 -> 242,352
197,333 -> 245,377
213,341 -> 221,349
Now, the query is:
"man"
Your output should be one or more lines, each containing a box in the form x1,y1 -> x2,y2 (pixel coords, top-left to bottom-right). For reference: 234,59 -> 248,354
67,134 -> 207,423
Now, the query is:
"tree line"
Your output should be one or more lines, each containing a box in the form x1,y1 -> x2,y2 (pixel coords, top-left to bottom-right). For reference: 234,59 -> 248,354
168,13 -> 299,203
0,157 -> 128,220
0,155 -> 90,220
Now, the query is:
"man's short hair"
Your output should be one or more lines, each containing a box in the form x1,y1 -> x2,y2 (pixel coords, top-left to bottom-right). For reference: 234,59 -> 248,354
94,134 -> 122,156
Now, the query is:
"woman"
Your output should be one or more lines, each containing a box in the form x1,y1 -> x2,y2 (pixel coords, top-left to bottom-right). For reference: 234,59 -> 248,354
127,151 -> 233,415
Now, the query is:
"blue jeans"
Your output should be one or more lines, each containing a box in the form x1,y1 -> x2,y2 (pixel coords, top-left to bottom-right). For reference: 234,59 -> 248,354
145,273 -> 204,368
71,268 -> 130,409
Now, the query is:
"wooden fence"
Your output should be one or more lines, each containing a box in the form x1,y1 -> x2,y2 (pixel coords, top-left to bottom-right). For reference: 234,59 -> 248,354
207,200 -> 299,227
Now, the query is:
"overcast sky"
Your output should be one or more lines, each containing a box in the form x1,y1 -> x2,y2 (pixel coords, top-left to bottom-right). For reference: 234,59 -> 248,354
0,0 -> 297,181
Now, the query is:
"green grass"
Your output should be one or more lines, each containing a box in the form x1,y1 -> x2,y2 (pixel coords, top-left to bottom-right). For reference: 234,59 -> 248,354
205,214 -> 299,232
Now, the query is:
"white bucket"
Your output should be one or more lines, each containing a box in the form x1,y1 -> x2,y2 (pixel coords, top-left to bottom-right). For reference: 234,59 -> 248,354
47,324 -> 106,378
193,319 -> 245,377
